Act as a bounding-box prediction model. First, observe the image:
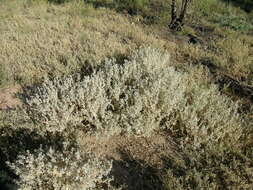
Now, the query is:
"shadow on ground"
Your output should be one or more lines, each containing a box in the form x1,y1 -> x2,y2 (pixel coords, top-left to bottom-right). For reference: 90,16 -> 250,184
221,0 -> 253,12
110,150 -> 165,190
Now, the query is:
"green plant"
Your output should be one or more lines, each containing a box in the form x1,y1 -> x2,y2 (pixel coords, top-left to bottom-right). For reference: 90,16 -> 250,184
214,14 -> 253,31
192,0 -> 225,16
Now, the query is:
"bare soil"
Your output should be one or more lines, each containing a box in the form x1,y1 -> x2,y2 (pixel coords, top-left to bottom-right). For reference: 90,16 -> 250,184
77,132 -> 184,189
0,85 -> 22,110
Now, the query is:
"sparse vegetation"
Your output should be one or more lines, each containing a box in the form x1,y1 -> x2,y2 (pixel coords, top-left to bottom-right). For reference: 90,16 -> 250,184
214,14 -> 253,31
163,145 -> 253,189
0,0 -> 253,189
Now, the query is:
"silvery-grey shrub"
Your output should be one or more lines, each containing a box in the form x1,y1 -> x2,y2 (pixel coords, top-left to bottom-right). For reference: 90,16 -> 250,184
7,145 -> 114,190
22,47 -> 171,135
23,47 -> 244,146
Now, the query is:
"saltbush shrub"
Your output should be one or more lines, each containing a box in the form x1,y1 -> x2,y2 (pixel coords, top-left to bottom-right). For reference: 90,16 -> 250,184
7,145 -> 114,190
22,47 -> 171,135
22,47 -> 244,147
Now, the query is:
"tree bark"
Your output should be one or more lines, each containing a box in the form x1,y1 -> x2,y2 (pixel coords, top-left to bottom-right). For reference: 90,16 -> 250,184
179,0 -> 190,23
169,0 -> 191,31
171,0 -> 177,23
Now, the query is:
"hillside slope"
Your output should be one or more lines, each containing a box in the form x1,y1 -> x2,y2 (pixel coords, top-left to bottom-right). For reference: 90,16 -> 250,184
0,0 -> 253,189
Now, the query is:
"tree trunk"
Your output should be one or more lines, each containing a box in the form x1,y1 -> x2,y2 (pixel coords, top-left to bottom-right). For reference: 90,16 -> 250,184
169,0 -> 190,31
179,0 -> 190,23
171,0 -> 177,23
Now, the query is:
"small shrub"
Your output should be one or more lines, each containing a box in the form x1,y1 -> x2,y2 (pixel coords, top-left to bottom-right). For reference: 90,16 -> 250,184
7,145 -> 114,190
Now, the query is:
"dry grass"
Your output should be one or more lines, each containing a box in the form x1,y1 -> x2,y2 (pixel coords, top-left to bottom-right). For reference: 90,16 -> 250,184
0,0 -> 173,86
177,31 -> 253,86
214,34 -> 253,83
